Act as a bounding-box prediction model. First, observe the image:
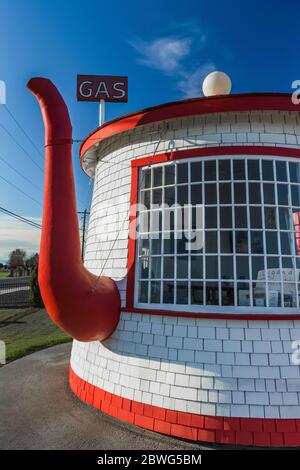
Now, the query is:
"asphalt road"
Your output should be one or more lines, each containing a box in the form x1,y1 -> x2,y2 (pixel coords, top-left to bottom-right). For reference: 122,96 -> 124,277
0,343 -> 208,450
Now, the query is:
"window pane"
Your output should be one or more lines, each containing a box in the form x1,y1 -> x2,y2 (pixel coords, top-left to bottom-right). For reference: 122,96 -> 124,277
262,160 -> 274,181
205,231 -> 218,253
139,212 -> 149,233
205,183 -> 217,204
220,231 -> 233,253
177,256 -> 188,278
266,232 -> 278,254
165,187 -> 175,205
221,282 -> 234,305
191,256 -> 203,278
267,256 -> 280,269
280,232 -> 293,255
151,281 -> 161,303
248,160 -> 260,180
263,183 -> 275,204
206,256 -> 218,279
264,207 -> 277,229
191,184 -> 202,205
253,282 -> 266,307
141,190 -> 150,209
165,165 -> 175,185
139,237 -> 149,256
191,282 -> 204,304
276,161 -> 287,182
205,207 -> 217,228
139,282 -> 148,303
236,256 -> 249,280
141,169 -> 151,189
139,256 -> 149,279
249,183 -> 261,204
151,257 -> 161,278
177,185 -> 188,205
163,233 -> 174,254
291,185 -> 300,207
219,183 -> 231,203
177,282 -> 188,304
205,160 -> 216,180
219,160 -> 231,180
163,256 -> 174,278
206,282 -> 219,305
177,163 -> 188,183
234,183 -> 246,204
235,207 -> 247,228
233,160 -> 245,179
237,283 -> 250,306
279,207 -> 291,230
220,206 -> 232,228
252,256 -> 265,280
151,235 -> 162,255
251,231 -> 264,254
277,184 -> 288,205
250,206 -> 262,228
163,281 -> 174,303
153,188 -> 162,205
177,233 -> 190,254
236,231 -> 248,253
153,167 -> 162,187
150,210 -> 162,232
191,161 -> 202,182
221,256 -> 234,279
289,162 -> 300,183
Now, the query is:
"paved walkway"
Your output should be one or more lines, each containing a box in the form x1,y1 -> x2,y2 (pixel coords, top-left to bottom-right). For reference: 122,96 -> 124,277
0,343 -> 208,450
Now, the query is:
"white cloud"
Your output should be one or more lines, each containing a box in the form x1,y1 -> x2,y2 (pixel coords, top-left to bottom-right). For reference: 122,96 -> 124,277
130,37 -> 192,74
178,63 -> 216,98
0,215 -> 41,262
130,30 -> 216,99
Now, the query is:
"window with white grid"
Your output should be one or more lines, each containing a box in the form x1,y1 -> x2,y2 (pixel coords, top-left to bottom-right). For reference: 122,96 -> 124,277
135,156 -> 300,312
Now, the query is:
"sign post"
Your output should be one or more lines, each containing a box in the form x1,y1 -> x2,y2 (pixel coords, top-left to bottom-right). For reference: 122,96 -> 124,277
77,75 -> 128,126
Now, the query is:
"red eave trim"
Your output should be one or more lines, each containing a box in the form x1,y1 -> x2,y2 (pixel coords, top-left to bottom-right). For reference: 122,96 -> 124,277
80,93 -> 299,160
121,307 -> 300,321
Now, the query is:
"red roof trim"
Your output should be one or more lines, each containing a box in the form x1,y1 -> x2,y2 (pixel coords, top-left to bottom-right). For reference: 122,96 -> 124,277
80,93 -> 298,159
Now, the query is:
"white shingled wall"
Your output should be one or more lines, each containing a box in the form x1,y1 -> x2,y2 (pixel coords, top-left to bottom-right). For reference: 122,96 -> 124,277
71,110 -> 300,418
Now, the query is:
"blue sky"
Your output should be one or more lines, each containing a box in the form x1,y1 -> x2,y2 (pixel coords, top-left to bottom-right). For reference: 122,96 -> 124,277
0,0 -> 298,262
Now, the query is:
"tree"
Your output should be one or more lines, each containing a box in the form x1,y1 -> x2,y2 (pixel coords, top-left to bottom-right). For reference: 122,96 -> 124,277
30,261 -> 44,308
0,263 -> 3,269
25,253 -> 39,275
8,249 -> 26,276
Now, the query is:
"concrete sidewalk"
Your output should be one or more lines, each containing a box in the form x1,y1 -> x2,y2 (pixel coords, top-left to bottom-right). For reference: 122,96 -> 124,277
0,343 -> 207,450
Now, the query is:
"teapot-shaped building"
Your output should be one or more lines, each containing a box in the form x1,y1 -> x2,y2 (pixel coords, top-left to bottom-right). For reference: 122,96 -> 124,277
28,76 -> 300,447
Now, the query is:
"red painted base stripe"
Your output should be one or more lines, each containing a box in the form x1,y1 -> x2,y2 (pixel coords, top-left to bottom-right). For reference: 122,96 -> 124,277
69,366 -> 300,447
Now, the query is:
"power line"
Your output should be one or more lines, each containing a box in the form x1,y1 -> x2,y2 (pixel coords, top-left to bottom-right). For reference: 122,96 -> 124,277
0,173 -> 42,206
0,206 -> 41,229
3,105 -> 44,159
0,154 -> 43,193
0,121 -> 43,172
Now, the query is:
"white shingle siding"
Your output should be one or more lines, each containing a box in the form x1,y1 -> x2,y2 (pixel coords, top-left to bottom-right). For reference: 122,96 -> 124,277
71,110 -> 300,419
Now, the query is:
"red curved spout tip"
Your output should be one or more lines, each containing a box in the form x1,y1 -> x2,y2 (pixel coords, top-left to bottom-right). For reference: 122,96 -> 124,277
28,77 -> 120,341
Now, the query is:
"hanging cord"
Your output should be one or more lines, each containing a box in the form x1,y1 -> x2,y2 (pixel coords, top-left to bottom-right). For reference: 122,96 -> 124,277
89,122 -> 171,293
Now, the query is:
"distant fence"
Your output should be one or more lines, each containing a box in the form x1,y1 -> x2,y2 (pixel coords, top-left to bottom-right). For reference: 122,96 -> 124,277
0,276 -> 31,308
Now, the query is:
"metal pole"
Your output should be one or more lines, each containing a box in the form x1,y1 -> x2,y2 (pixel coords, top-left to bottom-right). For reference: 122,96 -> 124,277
78,210 -> 90,261
99,99 -> 105,126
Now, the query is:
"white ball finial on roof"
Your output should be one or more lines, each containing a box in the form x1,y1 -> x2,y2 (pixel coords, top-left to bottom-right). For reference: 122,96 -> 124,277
202,71 -> 232,97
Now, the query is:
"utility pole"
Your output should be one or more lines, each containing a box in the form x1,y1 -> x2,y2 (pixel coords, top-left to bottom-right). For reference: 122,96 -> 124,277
78,210 -> 90,261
